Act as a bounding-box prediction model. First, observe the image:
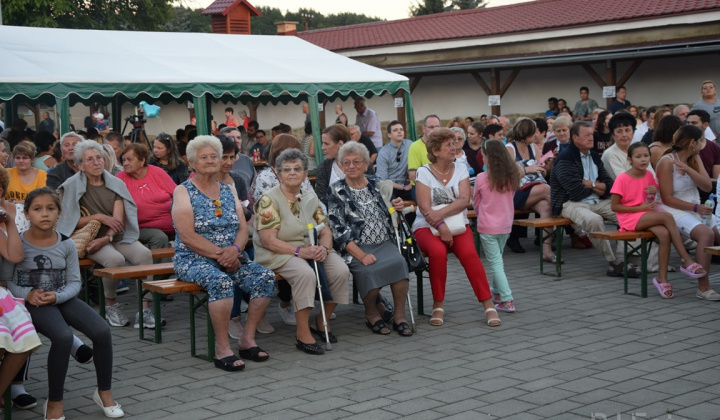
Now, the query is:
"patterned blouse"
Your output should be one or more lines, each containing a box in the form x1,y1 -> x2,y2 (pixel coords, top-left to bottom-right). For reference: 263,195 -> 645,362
255,190 -> 327,232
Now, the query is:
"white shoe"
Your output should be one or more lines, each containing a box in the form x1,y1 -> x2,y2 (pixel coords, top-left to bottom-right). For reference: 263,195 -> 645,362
330,312 -> 337,320
43,399 -> 65,420
278,303 -> 296,326
133,308 -> 166,329
92,389 -> 124,418
105,304 -> 129,327
256,315 -> 275,334
228,316 -> 244,339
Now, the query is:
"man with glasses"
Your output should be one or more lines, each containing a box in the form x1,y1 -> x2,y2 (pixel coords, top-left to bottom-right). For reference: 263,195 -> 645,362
376,120 -> 413,201
219,126 -> 256,195
348,125 -> 378,165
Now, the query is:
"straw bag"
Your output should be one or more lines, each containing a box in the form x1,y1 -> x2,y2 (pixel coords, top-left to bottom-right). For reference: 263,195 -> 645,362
70,207 -> 101,258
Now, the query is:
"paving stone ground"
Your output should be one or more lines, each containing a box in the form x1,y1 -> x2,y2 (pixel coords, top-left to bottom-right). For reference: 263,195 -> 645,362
8,235 -> 720,419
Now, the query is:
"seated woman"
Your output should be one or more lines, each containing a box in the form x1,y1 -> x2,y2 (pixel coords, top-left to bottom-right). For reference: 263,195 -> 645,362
172,136 -> 274,370
657,125 -> 720,300
6,141 -> 47,203
115,144 -> 176,255
8,189 -> 123,419
506,119 -> 558,262
253,149 -> 349,355
32,131 -> 58,171
150,133 -> 189,185
56,141 -> 155,328
327,142 -> 412,336
413,128 -> 500,327
649,115 -> 684,169
314,124 -> 349,207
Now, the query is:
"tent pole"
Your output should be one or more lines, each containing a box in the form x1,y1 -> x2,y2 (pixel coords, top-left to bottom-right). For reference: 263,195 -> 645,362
308,94 -> 323,168
404,90 -> 417,141
111,96 -> 122,135
56,96 -> 70,136
193,95 -> 209,135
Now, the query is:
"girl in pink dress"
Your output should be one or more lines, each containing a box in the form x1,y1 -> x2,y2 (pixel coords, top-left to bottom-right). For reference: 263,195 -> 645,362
610,143 -> 706,299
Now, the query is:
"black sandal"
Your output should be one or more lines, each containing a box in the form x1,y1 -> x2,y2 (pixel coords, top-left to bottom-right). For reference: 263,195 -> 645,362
393,321 -> 413,337
238,346 -> 269,362
310,317 -> 337,343
213,355 -> 245,372
295,338 -> 325,355
365,319 -> 391,335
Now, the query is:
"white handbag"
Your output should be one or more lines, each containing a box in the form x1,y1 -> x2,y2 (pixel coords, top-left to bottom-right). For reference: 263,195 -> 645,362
429,204 -> 466,236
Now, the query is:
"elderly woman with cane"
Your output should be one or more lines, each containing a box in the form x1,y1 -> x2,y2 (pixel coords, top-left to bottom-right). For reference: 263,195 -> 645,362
326,142 -> 413,336
253,149 -> 349,355
172,136 -> 275,371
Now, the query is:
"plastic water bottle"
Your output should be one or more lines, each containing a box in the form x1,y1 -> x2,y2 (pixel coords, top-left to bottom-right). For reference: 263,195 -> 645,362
703,194 -> 716,226
645,191 -> 655,204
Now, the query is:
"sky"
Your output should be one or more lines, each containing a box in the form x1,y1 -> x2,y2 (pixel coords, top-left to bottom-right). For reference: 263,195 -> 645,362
180,0 -> 530,21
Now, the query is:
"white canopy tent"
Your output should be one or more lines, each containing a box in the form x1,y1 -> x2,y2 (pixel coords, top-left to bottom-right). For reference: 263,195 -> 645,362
0,25 -> 415,160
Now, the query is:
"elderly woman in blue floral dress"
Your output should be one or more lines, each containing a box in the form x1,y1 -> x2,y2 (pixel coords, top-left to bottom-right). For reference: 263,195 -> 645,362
327,142 -> 412,336
172,136 -> 275,371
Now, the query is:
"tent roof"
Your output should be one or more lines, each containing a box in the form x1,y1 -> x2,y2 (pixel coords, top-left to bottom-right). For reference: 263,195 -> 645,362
0,25 -> 408,105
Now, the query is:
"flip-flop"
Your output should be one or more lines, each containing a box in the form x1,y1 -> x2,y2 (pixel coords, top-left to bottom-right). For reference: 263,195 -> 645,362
652,277 -> 674,299
680,262 -> 707,279
238,346 -> 269,362
213,355 -> 245,372
485,307 -> 501,327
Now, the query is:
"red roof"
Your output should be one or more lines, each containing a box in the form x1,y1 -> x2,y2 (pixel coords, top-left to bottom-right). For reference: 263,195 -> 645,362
201,0 -> 262,16
297,0 -> 720,51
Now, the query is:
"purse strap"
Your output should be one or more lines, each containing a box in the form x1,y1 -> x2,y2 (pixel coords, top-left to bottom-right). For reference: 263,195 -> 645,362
419,164 -> 458,200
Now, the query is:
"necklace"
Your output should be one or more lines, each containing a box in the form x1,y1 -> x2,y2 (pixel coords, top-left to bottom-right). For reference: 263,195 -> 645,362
431,164 -> 452,183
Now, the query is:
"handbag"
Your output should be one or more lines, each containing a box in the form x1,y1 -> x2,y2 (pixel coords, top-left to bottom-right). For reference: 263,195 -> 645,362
397,213 -> 427,272
428,204 -> 466,236
70,207 -> 101,258
518,160 -> 547,190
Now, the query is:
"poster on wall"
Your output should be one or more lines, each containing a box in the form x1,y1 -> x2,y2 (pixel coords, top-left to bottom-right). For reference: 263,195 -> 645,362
488,95 -> 501,106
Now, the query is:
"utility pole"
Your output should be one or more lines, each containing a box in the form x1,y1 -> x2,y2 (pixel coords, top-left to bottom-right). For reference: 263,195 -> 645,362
0,0 -> 4,25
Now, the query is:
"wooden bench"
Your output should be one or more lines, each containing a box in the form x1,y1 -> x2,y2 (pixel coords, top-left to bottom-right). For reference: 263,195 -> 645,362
93,262 -> 175,337
588,230 -> 655,297
81,247 -> 175,315
513,217 -> 573,277
704,246 -> 720,256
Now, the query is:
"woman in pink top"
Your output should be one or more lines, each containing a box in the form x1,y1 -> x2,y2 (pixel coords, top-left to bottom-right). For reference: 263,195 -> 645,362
116,144 -> 176,253
610,143 -> 706,299
474,140 -> 520,312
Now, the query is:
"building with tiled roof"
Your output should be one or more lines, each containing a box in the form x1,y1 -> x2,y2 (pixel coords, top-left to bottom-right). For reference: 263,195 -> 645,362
297,0 -> 720,121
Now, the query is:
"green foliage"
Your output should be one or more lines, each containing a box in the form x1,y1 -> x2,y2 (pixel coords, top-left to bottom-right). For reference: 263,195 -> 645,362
410,0 -> 446,16
2,0 -> 173,31
446,0 -> 488,10
163,6 -> 211,33
251,6 -> 383,35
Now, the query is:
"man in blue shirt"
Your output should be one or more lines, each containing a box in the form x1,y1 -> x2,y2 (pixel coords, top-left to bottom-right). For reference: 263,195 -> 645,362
376,120 -> 413,201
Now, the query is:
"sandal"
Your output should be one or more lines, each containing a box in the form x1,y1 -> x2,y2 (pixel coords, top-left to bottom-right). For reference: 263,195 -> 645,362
213,355 -> 245,372
393,321 -> 413,337
429,308 -> 444,326
238,346 -> 269,362
652,278 -> 674,299
680,262 -> 707,279
295,338 -> 325,355
310,317 -> 338,343
542,254 -> 564,264
485,307 -> 501,327
365,319 -> 391,335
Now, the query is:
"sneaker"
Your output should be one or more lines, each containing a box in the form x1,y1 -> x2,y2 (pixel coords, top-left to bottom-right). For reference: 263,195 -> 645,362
105,303 -> 130,327
11,393 -> 37,410
330,312 -> 337,320
134,308 -> 166,329
228,316 -> 244,339
495,301 -> 516,313
256,315 -> 275,334
278,303 -> 297,326
116,279 -> 129,294
491,293 -> 502,304
73,344 -> 94,364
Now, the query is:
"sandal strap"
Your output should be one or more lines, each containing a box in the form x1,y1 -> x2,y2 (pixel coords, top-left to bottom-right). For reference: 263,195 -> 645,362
484,307 -> 498,315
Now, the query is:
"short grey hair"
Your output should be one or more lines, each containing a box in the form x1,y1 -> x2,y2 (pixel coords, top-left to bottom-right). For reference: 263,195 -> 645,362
73,140 -> 104,167
186,135 -> 222,163
60,132 -> 83,147
275,148 -> 308,172
338,141 -> 370,165
101,144 -> 117,172
553,116 -> 572,130
673,104 -> 690,116
449,126 -> 466,141
219,126 -> 239,135
347,125 -> 360,133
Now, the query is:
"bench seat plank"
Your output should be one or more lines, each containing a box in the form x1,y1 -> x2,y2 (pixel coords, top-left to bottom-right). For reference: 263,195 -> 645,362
93,262 -> 174,280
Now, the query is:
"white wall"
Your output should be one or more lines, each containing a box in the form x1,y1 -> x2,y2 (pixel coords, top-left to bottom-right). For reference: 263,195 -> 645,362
64,53 -> 719,141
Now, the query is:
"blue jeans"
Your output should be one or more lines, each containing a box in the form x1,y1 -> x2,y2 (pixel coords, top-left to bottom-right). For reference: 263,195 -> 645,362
479,233 -> 513,302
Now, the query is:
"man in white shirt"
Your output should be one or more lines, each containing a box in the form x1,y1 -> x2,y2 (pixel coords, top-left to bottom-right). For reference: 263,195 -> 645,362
354,97 -> 382,149
632,107 -> 656,144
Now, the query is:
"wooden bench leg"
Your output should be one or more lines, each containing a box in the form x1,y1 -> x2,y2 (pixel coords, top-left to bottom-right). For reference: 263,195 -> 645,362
539,226 -> 563,277
98,277 -> 105,319
4,387 -> 11,420
623,239 -> 652,298
190,292 -> 214,361
415,268 -> 425,316
352,281 -> 359,304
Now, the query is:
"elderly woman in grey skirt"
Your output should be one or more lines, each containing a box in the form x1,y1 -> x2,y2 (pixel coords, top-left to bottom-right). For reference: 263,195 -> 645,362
327,142 -> 412,336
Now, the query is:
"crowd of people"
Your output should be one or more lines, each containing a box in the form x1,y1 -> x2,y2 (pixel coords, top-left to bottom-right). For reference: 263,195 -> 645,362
1,79 -> 720,417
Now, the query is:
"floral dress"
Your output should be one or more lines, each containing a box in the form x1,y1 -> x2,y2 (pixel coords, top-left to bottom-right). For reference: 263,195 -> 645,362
174,180 -> 275,302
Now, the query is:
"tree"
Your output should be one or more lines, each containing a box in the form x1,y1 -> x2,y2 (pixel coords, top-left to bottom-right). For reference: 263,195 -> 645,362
163,6 -> 211,33
251,6 -> 382,35
2,0 -> 173,31
410,0 -> 446,16
446,0 -> 487,11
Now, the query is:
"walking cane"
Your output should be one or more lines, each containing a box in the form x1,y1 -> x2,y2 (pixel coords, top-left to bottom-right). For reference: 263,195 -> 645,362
389,207 -> 416,332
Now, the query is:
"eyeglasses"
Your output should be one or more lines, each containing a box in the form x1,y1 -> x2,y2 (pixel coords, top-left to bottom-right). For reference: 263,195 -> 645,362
83,156 -> 104,164
395,148 -> 402,162
213,199 -> 222,217
342,160 -> 366,167
280,166 -> 304,173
